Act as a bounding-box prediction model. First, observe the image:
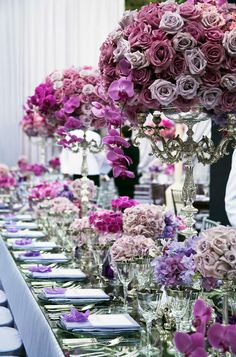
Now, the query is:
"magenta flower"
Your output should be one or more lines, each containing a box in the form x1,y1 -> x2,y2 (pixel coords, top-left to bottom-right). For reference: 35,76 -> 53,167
64,117 -> 82,130
113,165 -> 135,178
208,323 -> 236,354
103,129 -> 130,148
108,77 -> 134,101
193,299 -> 212,334
174,332 -> 207,357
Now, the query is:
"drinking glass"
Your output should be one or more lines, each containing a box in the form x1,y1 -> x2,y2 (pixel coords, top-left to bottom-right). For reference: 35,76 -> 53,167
137,290 -> 163,356
115,261 -> 135,311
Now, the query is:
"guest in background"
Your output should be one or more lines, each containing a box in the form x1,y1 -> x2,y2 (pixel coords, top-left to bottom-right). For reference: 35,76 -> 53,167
60,129 -> 105,186
225,150 -> 236,226
114,126 -> 140,198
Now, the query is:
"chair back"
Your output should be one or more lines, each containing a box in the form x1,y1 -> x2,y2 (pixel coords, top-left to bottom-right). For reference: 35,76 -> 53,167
171,189 -> 183,215
201,217 -> 221,231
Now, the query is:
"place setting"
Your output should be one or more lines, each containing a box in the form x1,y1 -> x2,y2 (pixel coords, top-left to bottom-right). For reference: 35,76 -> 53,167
13,251 -> 70,264
26,265 -> 87,281
7,238 -> 58,251
1,229 -> 46,239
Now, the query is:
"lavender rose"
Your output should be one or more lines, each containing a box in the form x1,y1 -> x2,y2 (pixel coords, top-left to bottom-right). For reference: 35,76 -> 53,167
202,12 -> 225,28
201,42 -> 225,69
173,32 -> 197,52
176,75 -> 199,100
199,87 -> 222,110
149,79 -> 177,106
146,40 -> 175,73
221,74 -> 236,91
223,29 -> 236,57
113,38 -> 130,62
205,28 -> 224,43
168,53 -> 187,77
159,11 -> 184,34
185,48 -> 207,75
125,50 -> 149,69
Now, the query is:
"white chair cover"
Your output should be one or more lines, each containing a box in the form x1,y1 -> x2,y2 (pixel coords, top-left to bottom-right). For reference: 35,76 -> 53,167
0,307 -> 13,327
0,327 -> 22,356
0,290 -> 7,307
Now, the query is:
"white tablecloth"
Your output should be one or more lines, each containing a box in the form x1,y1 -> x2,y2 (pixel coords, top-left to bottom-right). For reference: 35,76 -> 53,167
0,236 -> 64,357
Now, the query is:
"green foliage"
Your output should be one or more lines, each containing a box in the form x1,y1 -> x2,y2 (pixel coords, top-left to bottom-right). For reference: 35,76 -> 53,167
125,0 -> 185,10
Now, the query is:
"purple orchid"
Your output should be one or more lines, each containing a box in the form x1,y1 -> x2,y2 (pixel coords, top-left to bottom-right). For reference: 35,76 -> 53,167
28,265 -> 52,273
102,129 -> 130,148
113,165 -> 135,178
62,308 -> 90,323
193,299 -> 212,334
174,332 -> 207,357
108,76 -> 134,101
208,323 -> 236,354
15,239 -> 32,246
64,117 -> 82,130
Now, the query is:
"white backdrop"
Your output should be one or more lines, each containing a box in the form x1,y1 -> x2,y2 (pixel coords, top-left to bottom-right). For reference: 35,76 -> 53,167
0,0 -> 124,166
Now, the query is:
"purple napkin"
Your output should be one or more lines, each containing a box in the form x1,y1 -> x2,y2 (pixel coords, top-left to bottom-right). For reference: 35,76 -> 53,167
7,227 -> 18,232
62,308 -> 90,322
20,251 -> 41,258
15,238 -> 32,246
28,266 -> 52,273
43,287 -> 66,295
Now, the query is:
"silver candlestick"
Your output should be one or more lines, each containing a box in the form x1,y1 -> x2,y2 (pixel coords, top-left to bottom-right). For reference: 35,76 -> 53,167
135,108 -> 236,239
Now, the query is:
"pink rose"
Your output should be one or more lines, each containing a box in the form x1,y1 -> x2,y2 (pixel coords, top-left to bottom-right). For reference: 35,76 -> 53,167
136,3 -> 161,28
223,247 -> 236,268
132,68 -> 151,85
205,28 -> 224,43
184,21 -> 204,41
152,29 -> 167,41
179,3 -> 201,20
99,39 -> 115,66
219,90 -> 236,112
201,42 -> 225,69
211,237 -> 228,255
202,11 -> 225,28
128,23 -> 152,50
201,69 -> 221,87
224,55 -> 236,72
146,40 -> 175,73
185,48 -> 207,75
167,54 -> 187,78
214,261 -> 231,279
221,74 -> 236,91
173,32 -> 197,52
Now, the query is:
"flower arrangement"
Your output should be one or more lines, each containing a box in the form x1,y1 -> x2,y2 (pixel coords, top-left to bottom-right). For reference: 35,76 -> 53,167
71,178 -> 97,201
111,196 -> 139,211
48,197 -> 79,216
153,239 -> 197,286
99,0 -> 236,117
28,180 -> 67,201
194,225 -> 236,279
89,210 -> 123,234
110,234 -> 157,261
0,164 -> 16,189
68,217 -> 90,247
48,157 -> 60,171
123,203 -> 166,238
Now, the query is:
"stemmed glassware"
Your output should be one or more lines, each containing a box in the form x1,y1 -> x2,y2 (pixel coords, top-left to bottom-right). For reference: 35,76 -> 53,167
115,261 -> 135,311
137,290 -> 163,356
134,258 -> 154,290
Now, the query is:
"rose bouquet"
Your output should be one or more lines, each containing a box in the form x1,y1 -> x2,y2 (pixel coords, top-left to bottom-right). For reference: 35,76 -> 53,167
71,178 -> 97,201
194,225 -> 236,279
48,197 -> 79,216
123,203 -> 166,239
28,180 -> 68,202
110,234 -> 157,261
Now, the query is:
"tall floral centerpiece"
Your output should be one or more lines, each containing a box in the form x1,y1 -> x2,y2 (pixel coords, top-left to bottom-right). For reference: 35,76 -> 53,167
99,0 -> 236,237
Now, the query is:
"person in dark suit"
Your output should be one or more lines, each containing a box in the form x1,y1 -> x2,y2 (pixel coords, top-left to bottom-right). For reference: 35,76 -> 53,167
114,126 -> 140,198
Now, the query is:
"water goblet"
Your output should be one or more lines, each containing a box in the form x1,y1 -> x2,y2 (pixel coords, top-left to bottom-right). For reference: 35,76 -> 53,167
137,289 -> 163,356
115,261 -> 135,312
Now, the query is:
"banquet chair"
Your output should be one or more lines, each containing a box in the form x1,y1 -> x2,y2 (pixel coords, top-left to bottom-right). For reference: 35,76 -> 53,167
0,327 -> 23,356
0,307 -> 13,327
171,189 -> 184,215
201,217 -> 221,231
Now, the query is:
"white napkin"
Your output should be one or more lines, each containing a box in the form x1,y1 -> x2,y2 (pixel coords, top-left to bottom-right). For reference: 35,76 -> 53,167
2,230 -> 45,238
9,222 -> 38,230
12,241 -> 57,250
1,214 -> 33,221
16,252 -> 68,262
30,268 -> 86,279
61,314 -> 140,330
43,288 -> 109,300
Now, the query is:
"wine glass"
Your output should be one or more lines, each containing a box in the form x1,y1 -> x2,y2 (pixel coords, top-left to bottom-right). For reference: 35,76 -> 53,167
115,261 -> 135,311
169,290 -> 191,331
134,258 -> 154,290
137,290 -> 163,356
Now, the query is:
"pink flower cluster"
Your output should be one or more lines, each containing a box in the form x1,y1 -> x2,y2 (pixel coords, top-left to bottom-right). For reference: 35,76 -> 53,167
123,203 -> 165,239
0,164 -> 16,189
71,178 -> 97,201
68,217 -> 90,247
48,197 -> 79,216
29,181 -> 65,201
195,225 -> 236,279
17,157 -> 47,177
48,157 -> 60,170
89,210 -> 123,234
110,234 -> 157,261
111,196 -> 139,211
99,0 -> 236,117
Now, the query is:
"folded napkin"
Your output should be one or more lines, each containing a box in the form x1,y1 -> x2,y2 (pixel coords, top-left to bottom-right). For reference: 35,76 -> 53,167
12,240 -> 56,250
28,267 -> 86,279
2,230 -> 45,238
1,214 -> 33,221
42,288 -> 109,300
16,252 -> 68,262
60,313 -> 140,331
5,222 -> 38,230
